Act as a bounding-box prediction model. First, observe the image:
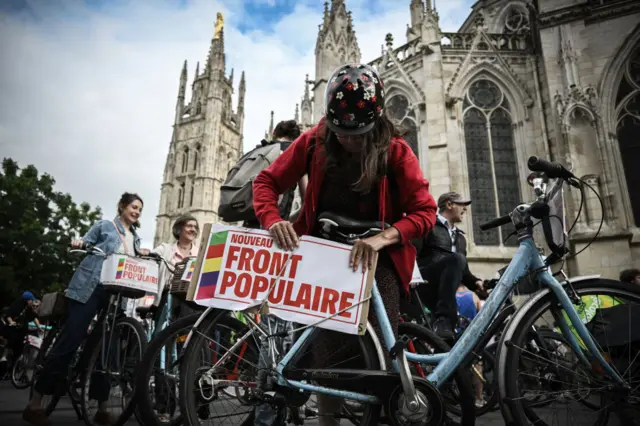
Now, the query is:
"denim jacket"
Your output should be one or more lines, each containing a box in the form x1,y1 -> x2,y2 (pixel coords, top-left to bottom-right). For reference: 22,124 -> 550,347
66,217 -> 142,303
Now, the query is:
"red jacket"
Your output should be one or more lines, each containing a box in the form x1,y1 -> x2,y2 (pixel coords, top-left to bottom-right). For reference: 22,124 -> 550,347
253,119 -> 437,293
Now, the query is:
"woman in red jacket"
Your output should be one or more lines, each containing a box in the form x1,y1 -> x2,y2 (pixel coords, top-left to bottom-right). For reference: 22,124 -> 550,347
253,63 -> 437,423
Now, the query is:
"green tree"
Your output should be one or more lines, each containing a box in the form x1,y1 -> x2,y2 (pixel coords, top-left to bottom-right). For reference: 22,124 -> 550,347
0,158 -> 102,304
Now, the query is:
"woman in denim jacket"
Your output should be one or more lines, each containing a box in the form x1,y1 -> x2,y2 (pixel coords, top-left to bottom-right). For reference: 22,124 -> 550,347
24,192 -> 150,426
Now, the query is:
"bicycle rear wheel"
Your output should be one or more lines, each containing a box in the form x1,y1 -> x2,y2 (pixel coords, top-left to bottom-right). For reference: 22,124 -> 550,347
80,316 -> 147,426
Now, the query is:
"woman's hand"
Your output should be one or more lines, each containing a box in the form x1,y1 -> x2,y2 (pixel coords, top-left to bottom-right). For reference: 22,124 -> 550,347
349,227 -> 401,272
350,235 -> 385,272
71,239 -> 85,249
138,248 -> 150,256
269,221 -> 299,251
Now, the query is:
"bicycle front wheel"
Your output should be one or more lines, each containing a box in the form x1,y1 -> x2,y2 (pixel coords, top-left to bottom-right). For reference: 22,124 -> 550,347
12,344 -> 38,389
179,311 -> 382,426
135,313 -> 202,426
498,278 -> 640,426
80,316 -> 147,426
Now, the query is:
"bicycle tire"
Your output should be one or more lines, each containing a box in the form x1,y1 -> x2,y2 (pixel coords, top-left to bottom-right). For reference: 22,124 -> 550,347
179,312 -> 382,426
80,316 -> 147,426
29,324 -> 65,416
11,345 -> 38,389
498,278 -> 640,426
399,322 -> 475,426
133,313 -> 201,426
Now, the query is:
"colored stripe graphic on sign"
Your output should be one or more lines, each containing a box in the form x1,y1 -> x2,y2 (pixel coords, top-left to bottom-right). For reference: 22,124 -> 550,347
185,262 -> 196,280
115,258 -> 126,279
196,231 -> 228,300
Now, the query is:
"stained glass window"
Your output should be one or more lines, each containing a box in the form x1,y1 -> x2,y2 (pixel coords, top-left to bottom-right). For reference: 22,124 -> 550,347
385,94 -> 420,158
464,79 -> 520,246
616,44 -> 640,226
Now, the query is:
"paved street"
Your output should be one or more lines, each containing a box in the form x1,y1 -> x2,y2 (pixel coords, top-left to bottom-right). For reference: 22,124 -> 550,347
0,380 -> 506,426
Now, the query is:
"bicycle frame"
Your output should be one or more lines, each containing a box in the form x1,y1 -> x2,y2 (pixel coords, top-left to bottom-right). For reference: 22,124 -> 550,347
268,235 -> 625,404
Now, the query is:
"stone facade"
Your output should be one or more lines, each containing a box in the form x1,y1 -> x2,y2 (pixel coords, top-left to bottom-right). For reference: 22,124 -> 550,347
295,0 -> 640,279
154,22 -> 245,247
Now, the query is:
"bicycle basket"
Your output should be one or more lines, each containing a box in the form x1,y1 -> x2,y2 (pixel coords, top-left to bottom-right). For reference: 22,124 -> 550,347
169,257 -> 197,296
39,292 -> 67,320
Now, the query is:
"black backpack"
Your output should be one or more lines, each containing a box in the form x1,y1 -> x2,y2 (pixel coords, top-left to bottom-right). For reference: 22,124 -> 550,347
218,140 -> 298,223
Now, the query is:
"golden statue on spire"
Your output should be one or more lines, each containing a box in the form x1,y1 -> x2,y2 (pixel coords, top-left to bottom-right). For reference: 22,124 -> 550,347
214,12 -> 224,39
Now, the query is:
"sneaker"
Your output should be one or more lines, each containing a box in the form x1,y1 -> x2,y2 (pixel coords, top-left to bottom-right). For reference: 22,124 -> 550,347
475,398 -> 486,409
94,411 -> 116,425
432,317 -> 455,341
22,406 -> 52,426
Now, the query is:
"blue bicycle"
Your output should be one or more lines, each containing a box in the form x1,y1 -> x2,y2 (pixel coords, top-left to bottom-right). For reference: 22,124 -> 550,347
177,156 -> 639,426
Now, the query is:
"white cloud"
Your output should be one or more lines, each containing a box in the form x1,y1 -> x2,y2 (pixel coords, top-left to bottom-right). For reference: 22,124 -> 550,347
0,0 -> 472,247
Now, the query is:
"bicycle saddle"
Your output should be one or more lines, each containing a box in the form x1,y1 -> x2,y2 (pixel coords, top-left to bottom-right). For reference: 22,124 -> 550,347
317,212 -> 389,232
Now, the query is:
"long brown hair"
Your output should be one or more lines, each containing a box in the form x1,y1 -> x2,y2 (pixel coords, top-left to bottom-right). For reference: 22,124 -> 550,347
322,114 -> 404,193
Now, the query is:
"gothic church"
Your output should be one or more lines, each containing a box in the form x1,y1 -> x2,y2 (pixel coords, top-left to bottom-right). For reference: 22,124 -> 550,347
293,0 -> 640,279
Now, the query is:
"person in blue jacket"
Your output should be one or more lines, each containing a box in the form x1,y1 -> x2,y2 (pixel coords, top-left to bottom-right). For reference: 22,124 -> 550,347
23,192 -> 149,426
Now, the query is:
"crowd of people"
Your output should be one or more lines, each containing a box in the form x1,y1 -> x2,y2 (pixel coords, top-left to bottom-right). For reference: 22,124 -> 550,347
2,62 -> 638,426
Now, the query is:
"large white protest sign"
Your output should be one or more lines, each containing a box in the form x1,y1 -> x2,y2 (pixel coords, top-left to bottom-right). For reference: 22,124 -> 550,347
187,224 -> 375,335
100,254 -> 159,295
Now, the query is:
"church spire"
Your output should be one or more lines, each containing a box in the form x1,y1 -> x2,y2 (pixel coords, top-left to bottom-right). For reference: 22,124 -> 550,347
238,71 -> 246,112
314,0 -> 360,122
294,104 -> 300,122
207,13 -> 226,73
175,60 -> 187,123
268,110 -> 274,137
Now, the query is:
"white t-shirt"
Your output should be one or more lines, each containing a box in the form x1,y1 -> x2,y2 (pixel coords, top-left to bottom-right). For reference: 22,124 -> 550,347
115,228 -> 135,256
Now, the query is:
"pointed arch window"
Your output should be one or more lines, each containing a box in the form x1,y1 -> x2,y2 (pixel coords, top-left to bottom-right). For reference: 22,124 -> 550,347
385,93 -> 419,158
181,148 -> 189,174
463,79 -> 520,246
615,43 -> 640,226
177,182 -> 185,209
194,144 -> 201,173
189,181 -> 195,207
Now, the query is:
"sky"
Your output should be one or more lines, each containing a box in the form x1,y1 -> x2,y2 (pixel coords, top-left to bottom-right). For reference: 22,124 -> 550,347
0,0 -> 475,248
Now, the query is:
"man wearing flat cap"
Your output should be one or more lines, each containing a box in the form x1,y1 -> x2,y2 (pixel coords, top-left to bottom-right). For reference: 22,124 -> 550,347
413,192 -> 484,340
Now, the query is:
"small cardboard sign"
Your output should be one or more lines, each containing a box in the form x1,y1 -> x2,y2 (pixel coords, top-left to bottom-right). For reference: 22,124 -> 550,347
181,258 -> 197,282
187,224 -> 375,335
100,254 -> 159,294
410,261 -> 424,285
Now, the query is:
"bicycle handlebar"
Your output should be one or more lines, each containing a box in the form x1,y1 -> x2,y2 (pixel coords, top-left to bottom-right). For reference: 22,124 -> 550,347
527,156 -> 574,180
479,214 -> 511,231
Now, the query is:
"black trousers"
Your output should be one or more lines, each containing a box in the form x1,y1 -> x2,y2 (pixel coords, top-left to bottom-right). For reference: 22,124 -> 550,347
35,285 -> 111,402
416,253 -> 467,325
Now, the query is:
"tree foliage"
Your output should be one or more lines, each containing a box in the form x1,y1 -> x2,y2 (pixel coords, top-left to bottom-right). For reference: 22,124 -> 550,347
0,158 -> 102,304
